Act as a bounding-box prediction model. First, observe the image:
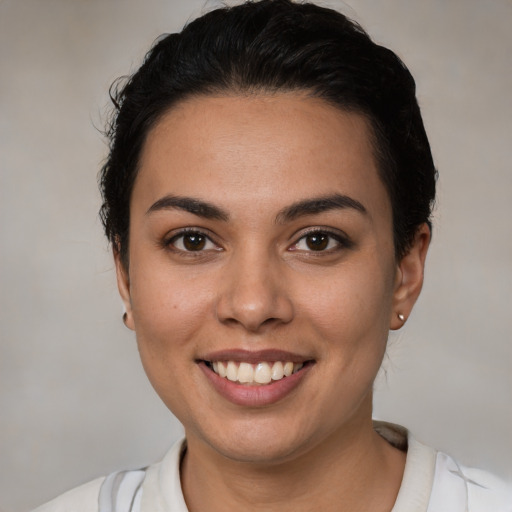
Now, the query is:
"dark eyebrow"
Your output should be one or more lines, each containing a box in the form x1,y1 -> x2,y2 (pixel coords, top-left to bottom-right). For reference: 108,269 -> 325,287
146,194 -> 229,221
275,194 -> 367,223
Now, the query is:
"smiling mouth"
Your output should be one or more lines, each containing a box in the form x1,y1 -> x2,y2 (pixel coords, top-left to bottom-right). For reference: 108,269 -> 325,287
203,360 -> 309,385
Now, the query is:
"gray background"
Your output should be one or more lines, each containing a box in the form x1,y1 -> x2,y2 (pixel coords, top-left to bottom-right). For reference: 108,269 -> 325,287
1,0 -> 511,510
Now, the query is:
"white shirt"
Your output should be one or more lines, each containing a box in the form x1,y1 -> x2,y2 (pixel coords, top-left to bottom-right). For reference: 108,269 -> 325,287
33,423 -> 512,512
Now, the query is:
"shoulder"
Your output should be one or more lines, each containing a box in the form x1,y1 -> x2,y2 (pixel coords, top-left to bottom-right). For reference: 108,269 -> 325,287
31,477 -> 104,512
30,469 -> 148,512
30,438 -> 187,512
374,421 -> 512,512
430,451 -> 512,512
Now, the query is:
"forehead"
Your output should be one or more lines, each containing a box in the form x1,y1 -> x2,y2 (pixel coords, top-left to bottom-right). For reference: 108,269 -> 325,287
133,93 -> 390,221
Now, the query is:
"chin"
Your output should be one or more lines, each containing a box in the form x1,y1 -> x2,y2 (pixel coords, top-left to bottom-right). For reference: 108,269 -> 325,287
191,415 -> 321,466
213,435 -> 307,465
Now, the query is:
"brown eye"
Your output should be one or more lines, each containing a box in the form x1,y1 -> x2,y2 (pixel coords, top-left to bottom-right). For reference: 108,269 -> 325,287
169,231 -> 218,252
183,233 -> 206,251
305,233 -> 329,251
290,230 -> 349,253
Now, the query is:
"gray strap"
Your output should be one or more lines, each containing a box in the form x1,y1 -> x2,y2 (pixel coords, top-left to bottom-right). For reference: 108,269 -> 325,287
99,469 -> 146,512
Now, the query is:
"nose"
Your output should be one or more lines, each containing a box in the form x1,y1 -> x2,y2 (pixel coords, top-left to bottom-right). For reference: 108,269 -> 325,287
215,250 -> 294,333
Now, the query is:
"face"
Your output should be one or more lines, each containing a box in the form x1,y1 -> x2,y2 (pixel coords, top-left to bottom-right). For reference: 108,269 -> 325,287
117,93 -> 428,464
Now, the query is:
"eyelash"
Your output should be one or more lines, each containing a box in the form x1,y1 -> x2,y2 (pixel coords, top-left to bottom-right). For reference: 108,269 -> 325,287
165,228 -> 220,255
290,229 -> 352,253
164,227 -> 352,256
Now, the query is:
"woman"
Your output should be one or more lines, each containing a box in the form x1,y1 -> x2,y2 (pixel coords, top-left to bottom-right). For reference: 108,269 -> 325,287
34,0 -> 511,510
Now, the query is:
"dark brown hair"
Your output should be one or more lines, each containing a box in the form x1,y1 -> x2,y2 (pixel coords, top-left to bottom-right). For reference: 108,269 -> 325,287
99,0 -> 437,265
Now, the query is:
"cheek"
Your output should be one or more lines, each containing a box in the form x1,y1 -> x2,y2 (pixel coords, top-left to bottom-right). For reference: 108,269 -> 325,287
299,258 -> 395,353
128,268 -> 214,415
129,264 -> 214,358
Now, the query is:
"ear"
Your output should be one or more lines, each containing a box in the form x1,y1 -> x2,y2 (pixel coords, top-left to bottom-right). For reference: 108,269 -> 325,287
114,248 -> 135,331
390,223 -> 431,330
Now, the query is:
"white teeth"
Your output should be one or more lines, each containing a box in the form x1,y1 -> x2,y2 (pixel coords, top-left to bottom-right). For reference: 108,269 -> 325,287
209,360 -> 305,384
271,361 -> 284,380
217,361 -> 227,378
226,361 -> 238,382
238,362 -> 254,383
254,362 -> 272,384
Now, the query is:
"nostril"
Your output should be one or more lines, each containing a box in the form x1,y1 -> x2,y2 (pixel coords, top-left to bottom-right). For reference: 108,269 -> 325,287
215,271 -> 294,331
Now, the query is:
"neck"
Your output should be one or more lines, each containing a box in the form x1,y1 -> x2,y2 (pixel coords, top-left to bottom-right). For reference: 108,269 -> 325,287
181,415 -> 406,512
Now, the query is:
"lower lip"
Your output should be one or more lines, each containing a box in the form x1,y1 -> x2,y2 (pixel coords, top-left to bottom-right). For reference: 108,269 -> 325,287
198,362 -> 313,407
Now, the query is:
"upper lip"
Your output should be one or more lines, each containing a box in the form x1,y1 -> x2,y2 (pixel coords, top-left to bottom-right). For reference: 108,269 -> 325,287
198,349 -> 311,364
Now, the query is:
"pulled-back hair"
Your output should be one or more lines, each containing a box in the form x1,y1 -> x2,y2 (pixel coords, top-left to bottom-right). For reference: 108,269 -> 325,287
100,0 -> 436,265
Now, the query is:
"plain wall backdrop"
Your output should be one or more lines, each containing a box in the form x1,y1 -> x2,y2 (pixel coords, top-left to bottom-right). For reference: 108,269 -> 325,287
1,0 -> 511,510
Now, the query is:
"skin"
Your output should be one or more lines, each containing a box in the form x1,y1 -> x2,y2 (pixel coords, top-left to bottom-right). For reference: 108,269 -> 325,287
116,93 -> 430,511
